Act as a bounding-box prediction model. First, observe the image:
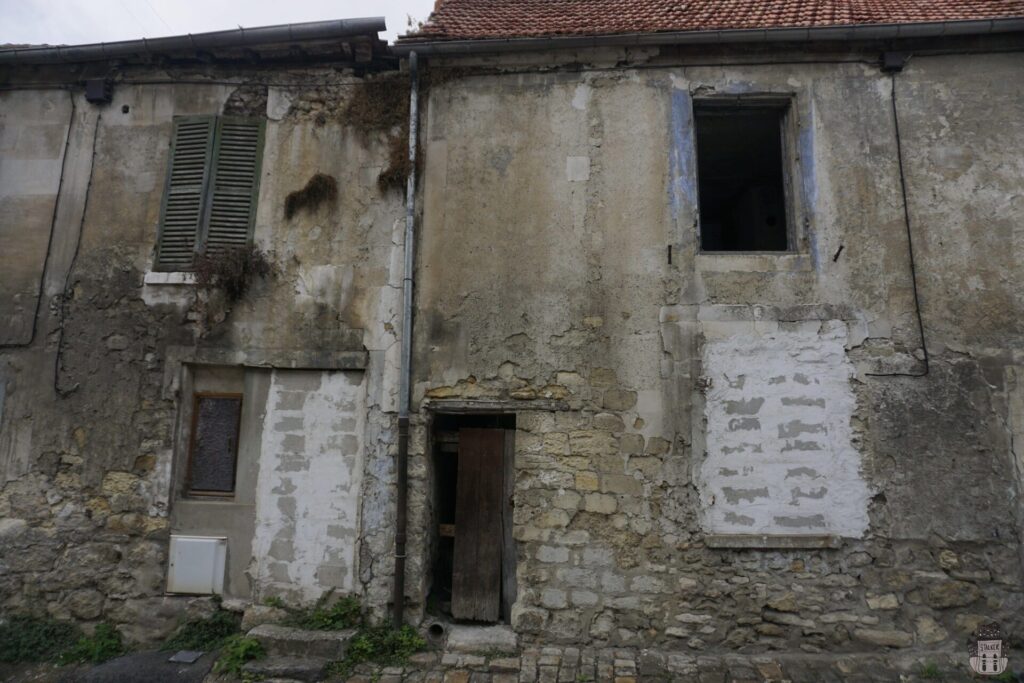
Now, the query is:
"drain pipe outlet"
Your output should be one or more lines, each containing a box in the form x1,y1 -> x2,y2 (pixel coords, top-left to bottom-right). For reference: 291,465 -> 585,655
392,49 -> 419,629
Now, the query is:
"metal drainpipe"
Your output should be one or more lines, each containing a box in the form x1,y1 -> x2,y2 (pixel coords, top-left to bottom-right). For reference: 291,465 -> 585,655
392,49 -> 419,628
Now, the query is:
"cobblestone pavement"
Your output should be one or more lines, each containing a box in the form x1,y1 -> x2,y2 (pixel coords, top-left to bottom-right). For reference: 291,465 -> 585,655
341,646 -> 974,683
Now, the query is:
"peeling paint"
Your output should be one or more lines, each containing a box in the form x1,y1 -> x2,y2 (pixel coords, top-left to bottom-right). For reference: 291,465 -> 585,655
668,88 -> 697,223
699,321 -> 871,537
252,370 -> 366,602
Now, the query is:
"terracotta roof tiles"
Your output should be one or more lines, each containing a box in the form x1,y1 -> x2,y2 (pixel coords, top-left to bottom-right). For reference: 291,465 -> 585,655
402,0 -> 1024,42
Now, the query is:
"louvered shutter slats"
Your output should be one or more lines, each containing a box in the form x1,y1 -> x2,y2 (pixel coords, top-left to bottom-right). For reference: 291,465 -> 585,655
155,118 -> 215,269
155,116 -> 263,268
204,118 -> 263,255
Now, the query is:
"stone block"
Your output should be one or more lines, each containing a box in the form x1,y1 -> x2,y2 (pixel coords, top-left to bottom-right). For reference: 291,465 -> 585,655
447,624 -> 518,653
915,616 -> 948,644
852,628 -> 913,648
619,434 -> 644,454
602,389 -> 637,411
574,471 -> 600,491
243,655 -> 328,682
241,605 -> 290,631
927,580 -> 981,608
536,545 -> 569,563
540,588 -> 567,609
583,493 -> 617,514
248,623 -> 354,659
569,431 -> 617,456
601,474 -> 642,495
552,491 -> 581,510
590,368 -> 617,388
866,593 -> 899,610
593,413 -> 625,432
542,433 -> 569,455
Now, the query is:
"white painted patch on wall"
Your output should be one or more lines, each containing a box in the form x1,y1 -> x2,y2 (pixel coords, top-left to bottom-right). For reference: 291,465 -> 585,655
566,156 -> 591,182
698,320 -> 870,537
252,370 -> 366,602
571,82 -> 591,111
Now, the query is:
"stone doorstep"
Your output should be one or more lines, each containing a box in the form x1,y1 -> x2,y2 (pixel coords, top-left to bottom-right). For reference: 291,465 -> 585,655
248,623 -> 355,660
241,654 -> 329,682
445,624 -> 519,654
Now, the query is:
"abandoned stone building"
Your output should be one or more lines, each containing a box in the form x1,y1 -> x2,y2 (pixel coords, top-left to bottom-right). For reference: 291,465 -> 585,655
2,0 -> 1024,676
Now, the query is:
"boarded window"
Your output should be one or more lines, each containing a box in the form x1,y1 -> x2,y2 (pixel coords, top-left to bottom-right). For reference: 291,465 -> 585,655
155,116 -> 265,271
695,102 -> 790,252
187,394 -> 242,495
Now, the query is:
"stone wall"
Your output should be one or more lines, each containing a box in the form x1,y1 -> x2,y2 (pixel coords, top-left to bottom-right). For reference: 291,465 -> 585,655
408,41 -> 1024,655
0,63 -> 406,639
0,35 -> 1022,660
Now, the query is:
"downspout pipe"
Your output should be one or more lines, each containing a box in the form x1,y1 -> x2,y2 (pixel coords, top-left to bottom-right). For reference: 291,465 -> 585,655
393,49 -> 419,628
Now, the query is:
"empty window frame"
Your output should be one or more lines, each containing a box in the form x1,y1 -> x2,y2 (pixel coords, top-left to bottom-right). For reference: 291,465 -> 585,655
155,116 -> 265,271
694,100 -> 792,252
186,393 -> 243,495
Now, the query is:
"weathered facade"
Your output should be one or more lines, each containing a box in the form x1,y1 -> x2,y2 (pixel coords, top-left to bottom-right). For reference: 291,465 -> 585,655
2,3 -> 1024,674
0,20 -> 411,641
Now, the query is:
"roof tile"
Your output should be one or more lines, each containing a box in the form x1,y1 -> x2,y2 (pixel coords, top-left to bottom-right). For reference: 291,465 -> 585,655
402,0 -> 1024,41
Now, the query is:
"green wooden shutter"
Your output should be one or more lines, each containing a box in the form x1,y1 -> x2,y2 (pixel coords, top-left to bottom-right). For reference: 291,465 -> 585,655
201,117 -> 265,255
155,117 -> 216,270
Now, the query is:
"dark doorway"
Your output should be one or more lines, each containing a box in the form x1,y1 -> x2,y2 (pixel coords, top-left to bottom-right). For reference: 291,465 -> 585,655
430,413 -> 516,623
695,101 -> 790,252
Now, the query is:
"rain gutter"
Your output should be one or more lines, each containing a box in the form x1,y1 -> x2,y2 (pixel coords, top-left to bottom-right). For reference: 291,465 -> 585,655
0,17 -> 387,65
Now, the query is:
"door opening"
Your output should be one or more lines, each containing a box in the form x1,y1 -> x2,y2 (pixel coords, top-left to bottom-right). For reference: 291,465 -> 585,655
429,413 -> 516,623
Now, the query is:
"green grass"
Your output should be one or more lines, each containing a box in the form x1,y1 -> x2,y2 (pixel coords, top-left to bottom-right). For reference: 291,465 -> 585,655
212,635 -> 264,675
162,607 -> 241,651
328,624 -> 426,678
59,623 -> 125,665
268,591 -> 363,631
0,615 -> 79,663
919,662 -> 942,679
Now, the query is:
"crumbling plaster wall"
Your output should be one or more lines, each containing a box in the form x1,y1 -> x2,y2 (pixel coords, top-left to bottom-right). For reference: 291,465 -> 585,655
0,66 -> 406,638
0,90 -> 72,344
412,48 -> 1024,651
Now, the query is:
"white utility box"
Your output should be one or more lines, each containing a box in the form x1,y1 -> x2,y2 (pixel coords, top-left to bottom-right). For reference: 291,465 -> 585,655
167,535 -> 227,594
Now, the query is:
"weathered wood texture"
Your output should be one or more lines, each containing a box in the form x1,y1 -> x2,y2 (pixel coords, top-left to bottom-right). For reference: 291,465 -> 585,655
452,427 -> 504,621
501,428 -> 517,620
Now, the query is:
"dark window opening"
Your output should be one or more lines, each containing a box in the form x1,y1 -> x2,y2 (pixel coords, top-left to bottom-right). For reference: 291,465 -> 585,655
187,393 -> 242,495
695,103 -> 790,251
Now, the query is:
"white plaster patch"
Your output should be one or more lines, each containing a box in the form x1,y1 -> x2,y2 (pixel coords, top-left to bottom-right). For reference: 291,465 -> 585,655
266,88 -> 295,121
252,370 -> 366,602
140,272 -> 195,308
145,448 -> 173,517
566,156 -> 590,182
293,264 -> 355,312
698,321 -> 870,537
571,83 -> 591,111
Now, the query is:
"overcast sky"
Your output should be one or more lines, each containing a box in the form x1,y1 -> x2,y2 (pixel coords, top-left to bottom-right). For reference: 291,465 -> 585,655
0,0 -> 437,46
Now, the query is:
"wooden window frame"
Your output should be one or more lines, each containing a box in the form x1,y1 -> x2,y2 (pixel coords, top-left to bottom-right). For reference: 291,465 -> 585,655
185,391 -> 243,498
154,115 -> 266,272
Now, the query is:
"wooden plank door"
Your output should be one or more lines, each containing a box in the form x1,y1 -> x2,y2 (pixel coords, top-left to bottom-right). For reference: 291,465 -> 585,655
452,427 -> 504,621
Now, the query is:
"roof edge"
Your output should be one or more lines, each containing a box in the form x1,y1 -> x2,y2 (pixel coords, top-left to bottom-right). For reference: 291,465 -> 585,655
393,17 -> 1024,55
0,17 -> 387,65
